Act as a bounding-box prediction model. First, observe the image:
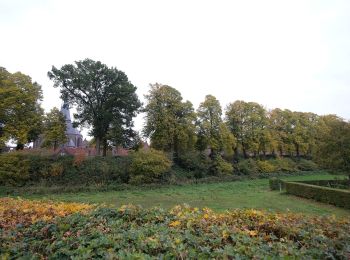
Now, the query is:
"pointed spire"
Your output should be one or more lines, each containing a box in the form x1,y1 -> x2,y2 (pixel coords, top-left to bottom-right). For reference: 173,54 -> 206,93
60,102 -> 72,122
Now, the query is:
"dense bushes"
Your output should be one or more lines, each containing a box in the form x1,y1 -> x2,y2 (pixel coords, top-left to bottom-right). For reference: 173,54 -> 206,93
285,181 -> 350,209
1,200 -> 350,259
128,149 -> 172,184
0,153 -> 30,185
0,150 -> 320,189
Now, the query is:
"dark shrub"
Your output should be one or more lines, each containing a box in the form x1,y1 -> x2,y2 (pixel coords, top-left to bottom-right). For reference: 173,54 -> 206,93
235,159 -> 258,175
176,151 -> 210,178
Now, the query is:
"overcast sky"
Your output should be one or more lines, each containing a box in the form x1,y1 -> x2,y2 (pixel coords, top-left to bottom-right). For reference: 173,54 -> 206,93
1,0 -> 350,136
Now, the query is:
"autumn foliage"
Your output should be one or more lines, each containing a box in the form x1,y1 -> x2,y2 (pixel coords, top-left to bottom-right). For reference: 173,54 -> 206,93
0,197 -> 93,230
0,199 -> 349,258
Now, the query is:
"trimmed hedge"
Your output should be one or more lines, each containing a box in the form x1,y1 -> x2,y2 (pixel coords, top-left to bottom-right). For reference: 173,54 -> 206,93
299,179 -> 349,190
285,181 -> 350,209
269,178 -> 285,191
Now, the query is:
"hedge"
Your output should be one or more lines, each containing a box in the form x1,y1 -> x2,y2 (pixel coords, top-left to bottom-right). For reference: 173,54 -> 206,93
285,181 -> 350,209
299,179 -> 349,189
269,178 -> 285,191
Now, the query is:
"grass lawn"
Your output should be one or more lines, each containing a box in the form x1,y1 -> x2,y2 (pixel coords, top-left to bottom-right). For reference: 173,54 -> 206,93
13,172 -> 350,217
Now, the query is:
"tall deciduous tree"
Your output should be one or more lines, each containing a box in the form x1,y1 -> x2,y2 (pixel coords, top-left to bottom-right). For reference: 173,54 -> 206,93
47,59 -> 141,156
143,83 -> 196,159
41,107 -> 67,150
226,101 -> 270,158
314,115 -> 350,176
0,67 -> 43,150
197,95 -> 235,158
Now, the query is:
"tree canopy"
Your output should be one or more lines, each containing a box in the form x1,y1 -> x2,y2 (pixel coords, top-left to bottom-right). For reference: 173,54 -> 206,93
0,67 -> 43,150
41,107 -> 67,150
143,83 -> 196,159
47,59 -> 141,156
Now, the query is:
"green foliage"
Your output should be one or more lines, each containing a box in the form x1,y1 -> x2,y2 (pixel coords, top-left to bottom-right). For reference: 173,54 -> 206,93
226,101 -> 271,157
209,155 -> 233,176
41,107 -> 67,150
285,181 -> 350,209
0,153 -> 30,185
299,179 -> 350,190
269,177 -> 285,190
143,84 -> 197,157
0,152 -> 130,186
1,203 -> 349,259
176,151 -> 210,177
256,160 -> 276,173
128,149 -> 172,184
0,67 -> 44,148
314,115 -> 350,174
235,159 -> 259,175
270,158 -> 298,172
197,95 -> 235,157
48,59 -> 141,155
296,159 -> 319,171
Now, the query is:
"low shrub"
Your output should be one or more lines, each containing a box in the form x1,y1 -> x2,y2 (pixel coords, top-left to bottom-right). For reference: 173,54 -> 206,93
235,159 -> 258,175
1,201 -> 350,259
128,149 -> 172,184
296,159 -> 319,171
176,151 -> 210,178
285,181 -> 350,209
208,155 -> 233,176
257,160 -> 276,173
0,153 -> 30,185
271,158 -> 298,172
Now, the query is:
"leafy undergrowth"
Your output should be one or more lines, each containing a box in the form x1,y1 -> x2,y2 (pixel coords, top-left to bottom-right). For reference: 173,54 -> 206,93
0,199 -> 350,259
0,197 -> 94,230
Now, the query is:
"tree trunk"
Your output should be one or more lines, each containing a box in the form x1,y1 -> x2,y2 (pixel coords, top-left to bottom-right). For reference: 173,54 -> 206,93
295,143 -> 300,158
103,139 -> 107,157
242,147 -> 248,159
16,143 -> 24,150
96,138 -> 101,156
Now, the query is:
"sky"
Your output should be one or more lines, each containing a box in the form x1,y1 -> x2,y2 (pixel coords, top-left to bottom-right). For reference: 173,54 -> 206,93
1,0 -> 350,138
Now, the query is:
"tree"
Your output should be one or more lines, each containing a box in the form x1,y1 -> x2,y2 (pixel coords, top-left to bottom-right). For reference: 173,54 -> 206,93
47,59 -> 141,156
41,107 -> 67,150
197,95 -> 235,158
0,67 -> 43,150
143,83 -> 196,159
226,101 -> 270,158
314,115 -> 350,177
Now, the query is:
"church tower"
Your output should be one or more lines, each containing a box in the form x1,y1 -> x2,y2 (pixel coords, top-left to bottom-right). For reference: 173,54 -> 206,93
60,103 -> 83,148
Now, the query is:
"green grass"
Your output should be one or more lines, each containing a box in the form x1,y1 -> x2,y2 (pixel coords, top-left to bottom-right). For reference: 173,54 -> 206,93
10,172 -> 349,217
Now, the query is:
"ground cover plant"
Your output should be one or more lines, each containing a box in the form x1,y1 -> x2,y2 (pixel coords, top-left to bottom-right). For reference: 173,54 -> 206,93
9,173 -> 350,217
0,198 -> 349,259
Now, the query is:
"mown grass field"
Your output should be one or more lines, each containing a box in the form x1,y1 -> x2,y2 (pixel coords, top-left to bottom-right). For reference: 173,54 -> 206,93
12,172 -> 350,217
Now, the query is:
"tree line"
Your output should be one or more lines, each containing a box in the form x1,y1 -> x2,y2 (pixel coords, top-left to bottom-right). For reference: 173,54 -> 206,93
1,59 -> 349,173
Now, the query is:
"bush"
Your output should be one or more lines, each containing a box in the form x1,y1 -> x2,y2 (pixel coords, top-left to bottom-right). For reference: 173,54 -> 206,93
2,201 -> 350,259
0,153 -> 30,185
285,181 -> 350,209
271,158 -> 298,172
235,159 -> 258,175
209,155 -> 233,176
128,149 -> 172,184
296,159 -> 318,171
176,151 -> 210,178
257,160 -> 277,173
